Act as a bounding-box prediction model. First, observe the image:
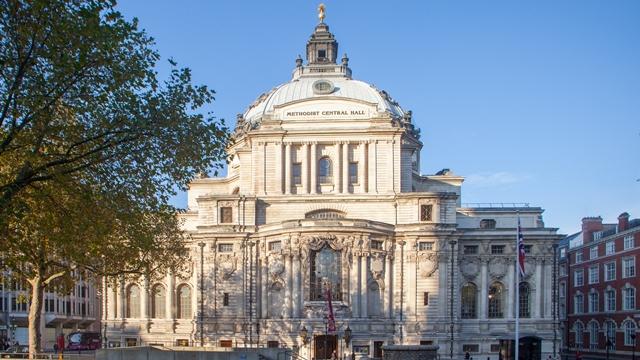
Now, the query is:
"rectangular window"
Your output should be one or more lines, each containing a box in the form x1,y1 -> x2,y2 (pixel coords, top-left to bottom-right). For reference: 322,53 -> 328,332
292,163 -> 302,185
371,240 -> 383,250
420,205 -> 433,221
349,162 -> 358,184
420,341 -> 433,346
575,252 -> 583,263
560,247 -> 566,258
220,207 -> 233,224
353,346 -> 370,354
462,344 -> 480,353
267,341 -> 279,348
464,245 -> 478,254
218,243 -> 233,253
623,257 -> 636,278
219,340 -> 233,348
176,339 -> 189,347
574,294 -> 584,314
268,241 -> 281,251
418,242 -> 433,251
318,49 -> 326,59
589,292 -> 599,313
605,290 -> 616,311
490,344 -> 501,353
423,292 -> 429,306
223,293 -> 229,306
605,262 -> 616,281
589,265 -> 599,284
606,241 -> 615,255
623,287 -> 635,310
594,231 -> 603,241
590,246 -> 598,259
624,235 -> 635,250
491,245 -> 505,255
574,269 -> 584,286
560,264 -> 567,276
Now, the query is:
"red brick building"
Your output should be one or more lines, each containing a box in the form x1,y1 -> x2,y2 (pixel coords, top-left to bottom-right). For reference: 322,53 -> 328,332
563,213 -> 640,359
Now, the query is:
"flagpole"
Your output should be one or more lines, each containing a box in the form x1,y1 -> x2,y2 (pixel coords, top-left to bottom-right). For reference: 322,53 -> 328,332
515,212 -> 520,360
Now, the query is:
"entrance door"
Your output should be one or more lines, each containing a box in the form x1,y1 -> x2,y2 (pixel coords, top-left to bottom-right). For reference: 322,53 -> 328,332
315,335 -> 337,360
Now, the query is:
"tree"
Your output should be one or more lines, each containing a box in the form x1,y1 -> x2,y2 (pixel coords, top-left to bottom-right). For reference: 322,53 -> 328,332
0,0 -> 230,357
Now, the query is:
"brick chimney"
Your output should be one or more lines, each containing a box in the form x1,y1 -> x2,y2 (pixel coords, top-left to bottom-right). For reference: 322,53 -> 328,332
618,212 -> 630,232
582,216 -> 603,243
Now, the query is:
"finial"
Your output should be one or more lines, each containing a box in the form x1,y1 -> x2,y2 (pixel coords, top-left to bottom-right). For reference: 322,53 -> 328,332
296,54 -> 303,67
318,3 -> 326,23
341,53 -> 349,66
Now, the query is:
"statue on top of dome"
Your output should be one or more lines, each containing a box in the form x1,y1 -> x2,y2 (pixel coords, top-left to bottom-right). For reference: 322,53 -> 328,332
318,3 -> 326,23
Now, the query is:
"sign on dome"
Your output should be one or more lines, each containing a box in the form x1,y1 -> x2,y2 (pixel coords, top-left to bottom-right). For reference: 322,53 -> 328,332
277,101 -> 375,120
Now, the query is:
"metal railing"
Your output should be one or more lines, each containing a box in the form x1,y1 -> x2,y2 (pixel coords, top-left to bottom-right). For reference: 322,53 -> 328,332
0,353 -> 94,360
461,202 -> 531,208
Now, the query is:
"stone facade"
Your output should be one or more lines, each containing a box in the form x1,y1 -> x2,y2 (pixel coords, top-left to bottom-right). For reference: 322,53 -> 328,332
104,16 -> 562,360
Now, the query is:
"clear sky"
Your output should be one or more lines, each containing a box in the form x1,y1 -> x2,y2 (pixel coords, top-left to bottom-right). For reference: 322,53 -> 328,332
116,0 -> 639,235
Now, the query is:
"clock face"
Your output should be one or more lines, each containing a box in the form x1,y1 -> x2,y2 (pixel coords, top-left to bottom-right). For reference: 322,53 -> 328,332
312,80 -> 335,94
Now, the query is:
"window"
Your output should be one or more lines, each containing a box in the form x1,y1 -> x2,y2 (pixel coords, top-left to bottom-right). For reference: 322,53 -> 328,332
575,252 -> 583,263
624,321 -> 637,346
623,257 -> 636,278
420,205 -> 433,221
491,245 -> 505,255
560,282 -> 566,298
423,292 -> 429,306
606,241 -> 615,255
267,341 -> 279,348
574,322 -> 584,348
519,282 -> 531,318
524,245 -> 533,254
605,289 -> 616,311
353,346 -> 370,354
318,157 -> 332,183
223,293 -> 230,306
219,340 -> 233,348
574,269 -> 584,286
176,339 -> 189,347
560,247 -> 567,258
490,344 -> 501,353
605,262 -> 616,281
126,284 -> 140,318
151,284 -> 166,318
462,345 -> 479,353
588,322 -> 599,350
349,162 -> 358,184
623,287 -> 635,310
588,291 -> 599,313
560,264 -> 567,276
371,240 -> 384,250
177,284 -> 191,319
605,321 -> 616,347
418,242 -> 433,251
220,207 -> 232,223
594,231 -> 603,241
306,209 -> 346,219
624,235 -> 635,250
317,49 -> 326,59
292,163 -> 302,185
574,294 -> 584,314
218,243 -> 233,252
479,219 -> 496,229
461,283 -> 477,319
464,245 -> 478,255
488,282 -> 504,318
590,246 -> 598,260
309,246 -> 342,301
589,265 -> 599,284
268,241 -> 281,251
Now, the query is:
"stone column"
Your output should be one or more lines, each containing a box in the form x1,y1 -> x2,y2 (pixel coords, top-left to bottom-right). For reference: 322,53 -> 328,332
285,254 -> 292,318
350,253 -> 359,317
507,264 -> 514,319
285,143 -> 292,195
543,261 -> 553,318
361,143 -> 368,193
166,272 -> 174,319
384,254 -> 392,318
534,261 -> 542,318
371,141 -> 378,193
277,142 -> 284,194
292,254 -> 301,318
360,254 -> 368,318
302,143 -> 309,194
342,142 -> 349,193
141,277 -> 149,319
108,285 -> 116,320
119,278 -> 125,319
480,260 -> 488,319
335,143 -> 341,191
310,143 -> 317,194
261,256 -> 268,318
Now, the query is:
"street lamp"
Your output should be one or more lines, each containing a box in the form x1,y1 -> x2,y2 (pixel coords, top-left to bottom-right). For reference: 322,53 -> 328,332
300,326 -> 310,346
343,325 -> 352,360
324,316 -> 329,360
605,337 -> 612,360
631,334 -> 636,360
198,241 -> 206,347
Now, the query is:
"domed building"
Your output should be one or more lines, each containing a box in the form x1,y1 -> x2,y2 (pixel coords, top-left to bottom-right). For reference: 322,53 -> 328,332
103,13 -> 562,360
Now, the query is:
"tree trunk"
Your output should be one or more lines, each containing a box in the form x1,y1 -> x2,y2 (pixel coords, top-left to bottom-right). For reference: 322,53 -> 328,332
27,272 -> 44,360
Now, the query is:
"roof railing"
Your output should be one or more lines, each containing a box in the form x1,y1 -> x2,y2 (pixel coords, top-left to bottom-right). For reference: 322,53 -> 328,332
461,202 -> 531,208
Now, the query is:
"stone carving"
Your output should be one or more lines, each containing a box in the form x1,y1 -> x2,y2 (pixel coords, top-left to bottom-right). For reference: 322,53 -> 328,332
269,259 -> 285,280
218,254 -> 237,280
523,259 -> 535,279
418,253 -> 439,278
460,260 -> 479,280
370,257 -> 384,280
489,257 -> 508,280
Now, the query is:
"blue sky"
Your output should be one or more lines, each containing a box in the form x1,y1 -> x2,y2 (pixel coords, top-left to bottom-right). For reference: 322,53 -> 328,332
116,1 -> 639,235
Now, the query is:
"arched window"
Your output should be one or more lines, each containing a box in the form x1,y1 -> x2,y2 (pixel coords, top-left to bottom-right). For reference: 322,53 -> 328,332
176,284 -> 192,319
624,320 -> 637,346
479,219 -> 496,229
318,157 -> 332,184
461,283 -> 477,319
125,284 -> 140,318
574,322 -> 584,348
519,282 -> 531,318
309,246 -> 342,301
151,284 -> 166,319
488,282 -> 504,318
605,320 -> 617,347
588,321 -> 599,350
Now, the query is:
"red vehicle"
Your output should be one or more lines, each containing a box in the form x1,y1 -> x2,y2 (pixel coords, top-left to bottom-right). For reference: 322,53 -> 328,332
66,332 -> 101,351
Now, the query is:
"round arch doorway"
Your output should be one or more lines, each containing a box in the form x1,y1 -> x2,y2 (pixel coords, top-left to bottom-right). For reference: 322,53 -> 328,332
498,336 -> 542,360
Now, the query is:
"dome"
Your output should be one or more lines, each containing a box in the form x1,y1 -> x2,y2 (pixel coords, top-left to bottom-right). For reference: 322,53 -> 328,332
243,77 -> 406,125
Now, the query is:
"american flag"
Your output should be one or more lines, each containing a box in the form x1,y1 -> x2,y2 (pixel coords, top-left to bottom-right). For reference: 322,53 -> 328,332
326,286 -> 336,333
517,216 -> 525,277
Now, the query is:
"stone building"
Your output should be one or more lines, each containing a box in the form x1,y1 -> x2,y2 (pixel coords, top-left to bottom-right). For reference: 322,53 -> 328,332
103,13 -> 562,360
